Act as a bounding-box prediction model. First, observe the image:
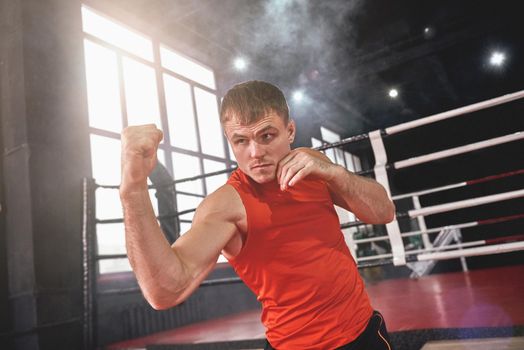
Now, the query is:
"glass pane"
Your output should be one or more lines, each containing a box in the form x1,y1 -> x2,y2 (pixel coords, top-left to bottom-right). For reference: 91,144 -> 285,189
176,194 -> 201,221
84,40 -> 122,132
335,148 -> 346,167
353,155 -> 362,172
122,57 -> 161,127
90,134 -> 121,185
95,187 -> 160,218
228,142 -> 236,162
320,126 -> 340,143
97,223 -> 125,255
311,137 -> 322,148
99,258 -> 132,273
157,149 -> 166,167
95,188 -> 122,220
325,148 -> 336,163
194,88 -> 224,157
163,75 -> 198,151
160,46 -> 215,89
203,159 -> 227,194
344,151 -> 355,172
172,152 -> 203,194
311,137 -> 329,157
81,6 -> 153,61
179,222 -> 192,236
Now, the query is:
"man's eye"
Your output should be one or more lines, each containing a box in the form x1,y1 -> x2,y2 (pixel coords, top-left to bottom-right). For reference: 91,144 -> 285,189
262,133 -> 273,140
235,139 -> 246,145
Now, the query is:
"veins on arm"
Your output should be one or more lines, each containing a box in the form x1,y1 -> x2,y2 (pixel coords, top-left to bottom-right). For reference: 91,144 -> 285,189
327,165 -> 395,224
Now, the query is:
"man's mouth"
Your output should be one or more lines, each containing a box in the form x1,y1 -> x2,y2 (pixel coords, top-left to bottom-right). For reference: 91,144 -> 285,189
251,164 -> 272,170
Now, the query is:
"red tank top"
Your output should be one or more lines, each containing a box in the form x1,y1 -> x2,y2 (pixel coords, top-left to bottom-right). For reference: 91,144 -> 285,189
226,169 -> 373,349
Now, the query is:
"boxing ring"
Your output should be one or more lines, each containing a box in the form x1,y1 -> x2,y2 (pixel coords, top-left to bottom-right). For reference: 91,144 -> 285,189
82,90 -> 524,350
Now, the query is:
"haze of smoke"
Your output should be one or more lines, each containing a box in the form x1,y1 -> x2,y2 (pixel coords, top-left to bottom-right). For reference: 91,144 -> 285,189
247,0 -> 363,75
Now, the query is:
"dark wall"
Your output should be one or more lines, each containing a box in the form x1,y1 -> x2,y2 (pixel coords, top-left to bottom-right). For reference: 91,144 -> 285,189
0,0 -> 91,348
0,5 -> 8,329
24,1 -> 91,345
96,277 -> 259,346
1,0 -> 39,348
0,67 -> 9,335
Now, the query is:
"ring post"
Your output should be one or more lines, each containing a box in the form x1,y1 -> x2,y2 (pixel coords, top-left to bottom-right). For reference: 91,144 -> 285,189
369,130 -> 406,265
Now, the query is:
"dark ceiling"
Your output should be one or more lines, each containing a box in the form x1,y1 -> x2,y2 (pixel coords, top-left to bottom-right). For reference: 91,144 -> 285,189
104,0 -> 524,137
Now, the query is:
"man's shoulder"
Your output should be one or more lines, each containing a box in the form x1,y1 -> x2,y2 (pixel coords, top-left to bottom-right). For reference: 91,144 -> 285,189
197,184 -> 245,219
204,183 -> 242,204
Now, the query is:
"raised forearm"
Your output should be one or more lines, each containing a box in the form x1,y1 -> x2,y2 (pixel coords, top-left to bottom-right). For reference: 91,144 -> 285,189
119,125 -> 191,308
121,190 -> 190,309
327,165 -> 395,224
277,148 -> 395,223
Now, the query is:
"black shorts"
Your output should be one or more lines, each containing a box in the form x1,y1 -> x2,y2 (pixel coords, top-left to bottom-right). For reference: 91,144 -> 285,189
264,310 -> 394,350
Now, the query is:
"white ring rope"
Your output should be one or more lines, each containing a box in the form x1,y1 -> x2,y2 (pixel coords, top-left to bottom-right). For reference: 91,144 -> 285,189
416,241 -> 524,261
385,89 -> 524,135
357,241 -> 485,262
392,182 -> 466,200
354,212 -> 524,244
356,241 -> 524,263
392,169 -> 524,200
394,131 -> 523,169
408,189 -> 524,218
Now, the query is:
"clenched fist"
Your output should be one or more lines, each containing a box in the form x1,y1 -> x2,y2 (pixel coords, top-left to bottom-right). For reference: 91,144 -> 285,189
276,147 -> 336,191
120,124 -> 163,194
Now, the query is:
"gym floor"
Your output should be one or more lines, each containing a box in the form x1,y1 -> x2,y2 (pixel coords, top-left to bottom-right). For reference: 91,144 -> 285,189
107,264 -> 524,349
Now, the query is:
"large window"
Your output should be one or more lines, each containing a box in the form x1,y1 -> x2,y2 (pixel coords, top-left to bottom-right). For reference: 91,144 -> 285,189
82,6 -> 232,273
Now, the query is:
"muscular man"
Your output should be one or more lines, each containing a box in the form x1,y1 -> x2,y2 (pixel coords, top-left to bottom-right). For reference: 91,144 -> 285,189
120,81 -> 396,349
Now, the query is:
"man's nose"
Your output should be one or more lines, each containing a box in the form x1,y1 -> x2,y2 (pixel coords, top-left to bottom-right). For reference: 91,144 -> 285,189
249,141 -> 265,158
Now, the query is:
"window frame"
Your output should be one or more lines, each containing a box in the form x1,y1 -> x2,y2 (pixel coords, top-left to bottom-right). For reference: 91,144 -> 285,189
82,5 -> 234,279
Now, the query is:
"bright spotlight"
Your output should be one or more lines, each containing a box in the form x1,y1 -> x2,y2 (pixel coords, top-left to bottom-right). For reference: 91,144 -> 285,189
423,26 -> 436,39
234,57 -> 247,71
489,51 -> 506,67
292,90 -> 304,102
388,89 -> 399,98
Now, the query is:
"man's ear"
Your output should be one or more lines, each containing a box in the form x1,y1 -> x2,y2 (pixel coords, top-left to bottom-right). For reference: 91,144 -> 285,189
287,120 -> 296,143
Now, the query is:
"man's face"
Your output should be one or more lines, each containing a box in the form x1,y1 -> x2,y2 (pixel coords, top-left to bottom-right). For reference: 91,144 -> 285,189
224,113 -> 295,184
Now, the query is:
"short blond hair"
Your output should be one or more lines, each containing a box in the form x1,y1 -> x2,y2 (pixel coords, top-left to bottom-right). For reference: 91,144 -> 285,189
220,80 -> 289,125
